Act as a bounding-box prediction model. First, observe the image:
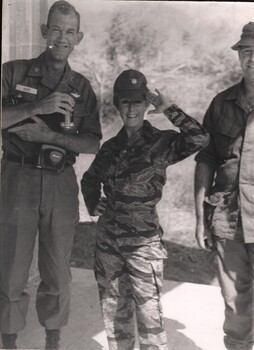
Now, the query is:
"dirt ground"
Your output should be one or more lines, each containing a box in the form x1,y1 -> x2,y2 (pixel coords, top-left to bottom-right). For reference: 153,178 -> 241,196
70,216 -> 219,287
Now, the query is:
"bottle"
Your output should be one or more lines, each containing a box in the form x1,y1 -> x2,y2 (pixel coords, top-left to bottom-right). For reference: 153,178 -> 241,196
60,90 -> 80,131
60,111 -> 74,130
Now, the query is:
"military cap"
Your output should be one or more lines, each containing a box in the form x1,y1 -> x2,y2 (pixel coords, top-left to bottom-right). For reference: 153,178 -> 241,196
113,69 -> 148,105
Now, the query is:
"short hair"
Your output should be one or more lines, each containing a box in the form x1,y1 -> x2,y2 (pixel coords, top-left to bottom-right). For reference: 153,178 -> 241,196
47,1 -> 81,32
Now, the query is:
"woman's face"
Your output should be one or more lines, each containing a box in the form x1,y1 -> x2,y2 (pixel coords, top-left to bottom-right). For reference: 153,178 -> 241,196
118,98 -> 149,135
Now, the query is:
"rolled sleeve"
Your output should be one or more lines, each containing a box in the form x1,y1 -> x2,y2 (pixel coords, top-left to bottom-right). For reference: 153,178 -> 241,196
195,99 -> 220,169
78,84 -> 102,140
195,137 -> 220,169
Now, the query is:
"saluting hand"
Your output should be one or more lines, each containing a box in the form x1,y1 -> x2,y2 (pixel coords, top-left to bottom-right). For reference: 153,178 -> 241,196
146,89 -> 173,114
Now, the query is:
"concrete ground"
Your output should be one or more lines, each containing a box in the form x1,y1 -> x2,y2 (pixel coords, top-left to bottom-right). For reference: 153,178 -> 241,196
0,268 -> 227,350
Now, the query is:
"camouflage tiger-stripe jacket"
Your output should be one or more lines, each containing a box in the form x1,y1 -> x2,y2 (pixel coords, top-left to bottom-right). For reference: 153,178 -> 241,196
81,104 -> 209,253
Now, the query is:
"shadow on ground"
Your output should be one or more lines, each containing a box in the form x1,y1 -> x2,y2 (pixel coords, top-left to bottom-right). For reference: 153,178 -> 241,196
164,318 -> 203,350
71,222 -> 218,286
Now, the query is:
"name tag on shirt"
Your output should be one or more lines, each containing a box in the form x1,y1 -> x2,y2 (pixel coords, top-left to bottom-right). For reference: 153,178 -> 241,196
16,84 -> 37,95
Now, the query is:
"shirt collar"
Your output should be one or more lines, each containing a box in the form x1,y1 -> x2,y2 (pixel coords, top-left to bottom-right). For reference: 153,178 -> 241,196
27,52 -> 80,92
116,120 -> 154,148
225,80 -> 244,101
225,79 -> 252,113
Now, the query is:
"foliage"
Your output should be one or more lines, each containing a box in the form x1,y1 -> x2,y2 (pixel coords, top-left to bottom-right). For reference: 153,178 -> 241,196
69,2 -> 246,224
106,11 -> 160,71
70,4 -> 243,125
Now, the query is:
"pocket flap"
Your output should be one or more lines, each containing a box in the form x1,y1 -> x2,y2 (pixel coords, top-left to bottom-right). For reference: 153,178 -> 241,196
216,117 -> 241,138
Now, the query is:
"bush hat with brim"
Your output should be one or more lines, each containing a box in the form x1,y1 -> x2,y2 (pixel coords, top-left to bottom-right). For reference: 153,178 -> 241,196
231,22 -> 254,50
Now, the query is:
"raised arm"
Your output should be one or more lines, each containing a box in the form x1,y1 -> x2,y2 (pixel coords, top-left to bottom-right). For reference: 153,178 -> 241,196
163,103 -> 209,154
146,89 -> 209,163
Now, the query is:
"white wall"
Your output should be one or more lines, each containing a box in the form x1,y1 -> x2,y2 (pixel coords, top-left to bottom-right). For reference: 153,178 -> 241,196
2,0 -> 49,63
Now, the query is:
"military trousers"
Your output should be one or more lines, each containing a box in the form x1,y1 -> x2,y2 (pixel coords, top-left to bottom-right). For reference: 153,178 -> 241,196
0,161 -> 79,333
215,235 -> 254,350
94,235 -> 168,350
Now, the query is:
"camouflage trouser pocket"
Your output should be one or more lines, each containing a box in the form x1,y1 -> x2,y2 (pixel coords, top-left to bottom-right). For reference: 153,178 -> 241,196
150,260 -> 164,298
127,258 -> 164,301
132,259 -> 166,337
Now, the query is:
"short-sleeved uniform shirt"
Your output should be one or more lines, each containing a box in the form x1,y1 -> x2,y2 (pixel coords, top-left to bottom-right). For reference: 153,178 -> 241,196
2,52 -> 102,164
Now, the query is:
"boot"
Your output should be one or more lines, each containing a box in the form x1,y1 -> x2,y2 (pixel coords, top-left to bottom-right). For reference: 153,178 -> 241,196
45,329 -> 60,350
1,333 -> 17,349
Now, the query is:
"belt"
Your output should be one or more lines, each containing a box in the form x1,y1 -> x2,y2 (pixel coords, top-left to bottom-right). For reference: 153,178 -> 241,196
5,155 -> 37,166
4,154 -> 72,169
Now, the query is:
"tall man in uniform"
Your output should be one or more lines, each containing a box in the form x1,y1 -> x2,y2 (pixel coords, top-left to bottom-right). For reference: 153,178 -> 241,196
0,1 -> 101,349
195,22 -> 254,350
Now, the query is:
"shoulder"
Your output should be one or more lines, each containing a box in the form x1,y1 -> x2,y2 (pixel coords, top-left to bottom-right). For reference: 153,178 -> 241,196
3,58 -> 35,72
92,136 -> 119,164
205,82 -> 240,123
213,82 -> 240,104
70,70 -> 91,89
100,135 -> 119,151
69,69 -> 97,103
203,82 -> 242,133
2,58 -> 36,85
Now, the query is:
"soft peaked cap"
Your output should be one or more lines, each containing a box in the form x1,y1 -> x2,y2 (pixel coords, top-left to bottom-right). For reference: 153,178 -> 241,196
113,69 -> 148,106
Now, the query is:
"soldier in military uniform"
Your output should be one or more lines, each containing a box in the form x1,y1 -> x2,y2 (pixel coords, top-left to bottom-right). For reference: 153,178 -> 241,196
195,22 -> 254,350
0,1 -> 101,349
81,69 -> 209,350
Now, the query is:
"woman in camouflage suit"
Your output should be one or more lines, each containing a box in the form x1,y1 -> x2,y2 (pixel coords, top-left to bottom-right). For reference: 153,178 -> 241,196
81,69 -> 209,350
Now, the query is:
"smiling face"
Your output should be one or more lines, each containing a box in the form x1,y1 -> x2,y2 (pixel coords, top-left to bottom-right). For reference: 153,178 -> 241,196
239,47 -> 254,83
118,98 -> 149,137
41,8 -> 83,63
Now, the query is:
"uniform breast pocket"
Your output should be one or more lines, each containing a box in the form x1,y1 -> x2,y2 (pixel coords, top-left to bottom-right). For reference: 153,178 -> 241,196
215,118 -> 242,158
70,102 -> 87,132
129,155 -> 160,196
130,154 -> 154,180
3,89 -> 37,106
18,91 -> 38,102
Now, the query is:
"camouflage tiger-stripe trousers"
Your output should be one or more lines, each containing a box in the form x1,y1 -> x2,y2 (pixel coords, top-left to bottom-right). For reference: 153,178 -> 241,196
94,238 -> 168,350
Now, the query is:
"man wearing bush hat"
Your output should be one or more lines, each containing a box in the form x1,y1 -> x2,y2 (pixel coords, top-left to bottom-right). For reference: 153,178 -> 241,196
195,22 -> 254,350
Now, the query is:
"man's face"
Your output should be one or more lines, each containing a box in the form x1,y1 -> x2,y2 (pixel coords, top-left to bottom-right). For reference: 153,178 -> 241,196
41,9 -> 83,62
118,98 -> 149,133
239,47 -> 254,82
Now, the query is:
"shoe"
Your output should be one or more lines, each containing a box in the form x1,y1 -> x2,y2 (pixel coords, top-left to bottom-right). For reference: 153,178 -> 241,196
45,329 -> 60,350
1,333 -> 17,349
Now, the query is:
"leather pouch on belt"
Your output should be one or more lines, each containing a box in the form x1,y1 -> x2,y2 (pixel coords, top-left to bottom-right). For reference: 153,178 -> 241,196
36,144 -> 66,172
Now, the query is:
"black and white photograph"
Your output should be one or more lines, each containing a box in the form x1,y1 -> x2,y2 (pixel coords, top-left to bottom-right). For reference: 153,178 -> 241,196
1,1 -> 254,349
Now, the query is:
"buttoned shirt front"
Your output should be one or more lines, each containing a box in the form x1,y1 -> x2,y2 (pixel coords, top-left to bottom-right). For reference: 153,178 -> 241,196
195,81 -> 254,242
2,53 -> 102,164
